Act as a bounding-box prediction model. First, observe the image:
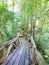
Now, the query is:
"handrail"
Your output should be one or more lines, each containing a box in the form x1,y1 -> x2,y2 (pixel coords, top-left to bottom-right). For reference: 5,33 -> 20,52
0,34 -> 23,63
30,36 -> 47,65
0,36 -> 19,50
24,33 -> 47,65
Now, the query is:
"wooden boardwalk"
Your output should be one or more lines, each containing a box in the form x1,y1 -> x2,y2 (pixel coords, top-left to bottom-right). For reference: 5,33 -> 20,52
0,35 -> 47,65
4,38 -> 35,65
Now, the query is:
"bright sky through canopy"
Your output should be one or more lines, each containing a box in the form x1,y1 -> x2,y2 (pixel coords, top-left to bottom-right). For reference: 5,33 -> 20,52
8,0 -> 20,12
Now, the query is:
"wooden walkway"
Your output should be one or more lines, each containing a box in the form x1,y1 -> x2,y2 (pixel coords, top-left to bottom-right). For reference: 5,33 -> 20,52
4,38 -> 35,65
0,35 -> 47,65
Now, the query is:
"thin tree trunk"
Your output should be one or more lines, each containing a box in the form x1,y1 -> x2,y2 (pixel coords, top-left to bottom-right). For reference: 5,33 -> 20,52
33,22 -> 35,39
12,0 -> 15,37
30,16 -> 33,36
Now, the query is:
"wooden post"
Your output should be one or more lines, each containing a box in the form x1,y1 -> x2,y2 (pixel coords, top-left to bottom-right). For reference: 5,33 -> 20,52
3,48 -> 6,58
0,48 -> 7,63
6,44 -> 13,57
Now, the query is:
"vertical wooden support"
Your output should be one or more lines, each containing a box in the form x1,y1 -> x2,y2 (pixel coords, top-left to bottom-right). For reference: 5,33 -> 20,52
15,40 -> 18,46
3,48 -> 6,57
0,48 -> 7,63
16,38 -> 19,46
13,43 -> 17,48
6,44 -> 13,57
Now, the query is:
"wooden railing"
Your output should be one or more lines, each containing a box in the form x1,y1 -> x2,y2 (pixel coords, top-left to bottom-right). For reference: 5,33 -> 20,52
31,36 -> 47,65
0,36 -> 20,63
0,33 -> 47,65
25,33 -> 47,65
0,36 -> 19,50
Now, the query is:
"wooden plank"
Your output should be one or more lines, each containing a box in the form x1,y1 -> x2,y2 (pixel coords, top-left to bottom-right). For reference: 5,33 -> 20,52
25,47 -> 30,65
6,46 -> 21,65
18,47 -> 26,65
2,46 -> 20,65
30,46 -> 35,65
13,45 -> 24,65
6,46 -> 20,62
6,44 -> 13,57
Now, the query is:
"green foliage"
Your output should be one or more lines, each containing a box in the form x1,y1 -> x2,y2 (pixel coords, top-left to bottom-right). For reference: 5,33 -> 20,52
0,3 -> 18,45
0,0 -> 49,64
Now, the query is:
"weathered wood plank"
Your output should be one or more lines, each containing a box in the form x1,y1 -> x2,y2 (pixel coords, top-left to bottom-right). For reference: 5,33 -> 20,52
25,47 -> 30,65
6,46 -> 20,62
13,45 -> 24,65
6,46 -> 21,65
18,50 -> 26,65
6,44 -> 13,57
30,46 -> 35,65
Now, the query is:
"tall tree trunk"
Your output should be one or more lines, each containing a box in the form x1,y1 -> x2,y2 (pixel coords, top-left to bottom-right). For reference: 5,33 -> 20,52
33,21 -> 35,40
33,15 -> 37,40
30,16 -> 36,39
12,0 -> 15,37
30,16 -> 33,36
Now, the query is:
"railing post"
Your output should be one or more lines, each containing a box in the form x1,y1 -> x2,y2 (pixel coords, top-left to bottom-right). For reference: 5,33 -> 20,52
3,48 -> 6,58
6,44 -> 13,57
